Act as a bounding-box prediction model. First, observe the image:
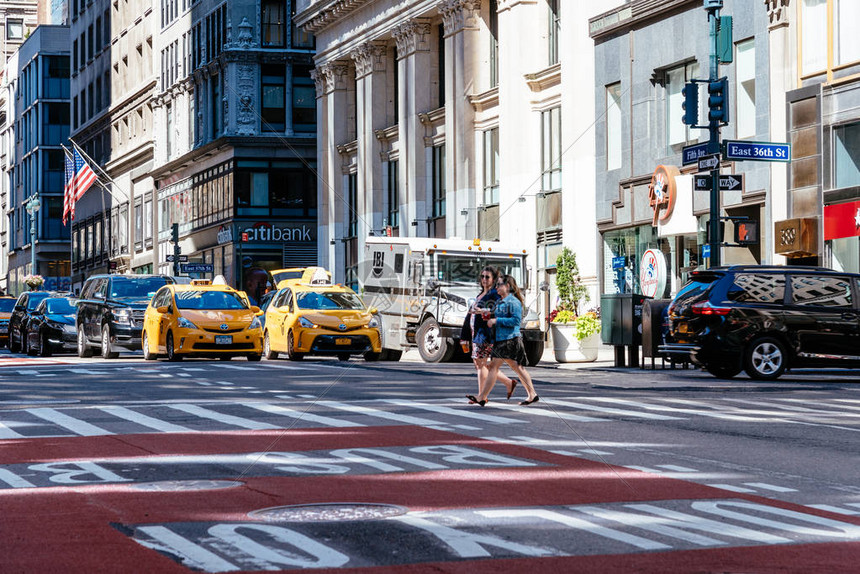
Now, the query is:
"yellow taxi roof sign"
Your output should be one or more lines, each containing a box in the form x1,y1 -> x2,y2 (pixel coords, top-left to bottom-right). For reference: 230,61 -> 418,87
190,279 -> 212,286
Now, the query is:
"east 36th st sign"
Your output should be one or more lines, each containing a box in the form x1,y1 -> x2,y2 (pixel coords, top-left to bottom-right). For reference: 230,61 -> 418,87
694,174 -> 744,192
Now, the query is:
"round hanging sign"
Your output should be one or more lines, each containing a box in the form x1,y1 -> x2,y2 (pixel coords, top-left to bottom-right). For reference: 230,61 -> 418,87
640,249 -> 667,298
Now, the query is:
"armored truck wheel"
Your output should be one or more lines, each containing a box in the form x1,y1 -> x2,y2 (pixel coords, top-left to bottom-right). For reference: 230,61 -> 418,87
417,318 -> 454,363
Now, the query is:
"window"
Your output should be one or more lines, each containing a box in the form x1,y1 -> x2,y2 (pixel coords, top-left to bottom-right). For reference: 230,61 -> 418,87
666,62 -> 701,147
432,145 -> 446,218
727,274 -> 785,303
483,128 -> 499,205
606,83 -> 622,170
262,0 -> 285,48
548,0 -> 559,66
290,0 -> 314,48
388,160 -> 399,228
541,107 -> 561,192
835,0 -> 860,66
801,0 -> 860,76
437,24 -> 445,107
736,39 -> 756,139
489,0 -> 499,88
291,65 -> 315,132
261,64 -> 286,132
211,74 -> 222,138
347,173 -> 357,237
791,275 -> 852,307
834,122 -> 860,188
6,19 -> 23,40
166,102 -> 174,158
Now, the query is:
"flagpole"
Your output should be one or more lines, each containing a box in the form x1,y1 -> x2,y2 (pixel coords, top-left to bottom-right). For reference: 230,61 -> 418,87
61,145 -> 74,288
68,138 -> 131,202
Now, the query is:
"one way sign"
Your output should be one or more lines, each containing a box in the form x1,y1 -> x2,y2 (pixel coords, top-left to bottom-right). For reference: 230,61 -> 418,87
693,174 -> 744,192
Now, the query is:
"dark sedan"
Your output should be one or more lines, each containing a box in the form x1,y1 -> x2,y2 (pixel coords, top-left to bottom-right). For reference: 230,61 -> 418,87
8,291 -> 54,353
25,297 -> 78,356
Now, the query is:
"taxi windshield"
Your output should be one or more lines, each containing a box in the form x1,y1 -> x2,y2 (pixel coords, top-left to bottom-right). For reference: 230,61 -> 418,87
296,290 -> 364,310
175,290 -> 248,310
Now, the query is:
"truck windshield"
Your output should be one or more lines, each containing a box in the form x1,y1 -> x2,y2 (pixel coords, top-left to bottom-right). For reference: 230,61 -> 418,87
434,255 -> 524,287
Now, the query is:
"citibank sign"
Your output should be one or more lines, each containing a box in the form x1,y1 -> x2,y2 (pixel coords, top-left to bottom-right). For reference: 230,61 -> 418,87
241,222 -> 316,243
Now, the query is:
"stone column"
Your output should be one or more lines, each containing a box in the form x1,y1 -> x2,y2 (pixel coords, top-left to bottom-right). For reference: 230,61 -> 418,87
440,0 -> 482,239
765,0 -> 795,264
312,61 -> 350,278
393,18 -> 433,237
352,41 -> 389,252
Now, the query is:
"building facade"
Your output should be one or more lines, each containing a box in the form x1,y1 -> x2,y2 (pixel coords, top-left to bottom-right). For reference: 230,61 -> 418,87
295,0 -> 617,315
590,0 -> 774,299
1,25 -> 70,295
69,0 -> 319,292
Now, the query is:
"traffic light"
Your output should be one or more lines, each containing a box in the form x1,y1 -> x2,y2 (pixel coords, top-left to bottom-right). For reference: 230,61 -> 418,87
708,78 -> 729,124
681,82 -> 698,126
171,223 -> 179,244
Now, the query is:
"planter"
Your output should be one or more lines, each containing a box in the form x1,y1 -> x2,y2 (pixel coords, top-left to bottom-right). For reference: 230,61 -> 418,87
551,323 -> 599,363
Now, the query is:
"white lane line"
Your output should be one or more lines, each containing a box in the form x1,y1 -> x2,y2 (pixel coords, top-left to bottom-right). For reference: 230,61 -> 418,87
15,370 -> 41,375
0,420 -> 24,439
98,406 -> 193,433
743,482 -> 797,493
135,526 -> 240,573
486,402 -> 606,422
319,400 -> 447,427
197,381 -> 213,386
168,404 -> 279,430
656,464 -> 698,472
547,399 -> 682,420
215,365 -> 259,371
381,399 -> 527,424
806,504 -> 860,516
242,402 -> 363,428
214,381 -> 233,386
641,398 -> 779,422
69,369 -> 107,375
706,483 -> 757,493
179,368 -> 206,372
27,407 -> 112,436
578,449 -> 613,456
453,424 -> 481,430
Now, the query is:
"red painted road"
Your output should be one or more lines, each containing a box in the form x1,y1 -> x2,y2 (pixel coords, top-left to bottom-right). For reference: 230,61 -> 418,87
2,426 -> 859,572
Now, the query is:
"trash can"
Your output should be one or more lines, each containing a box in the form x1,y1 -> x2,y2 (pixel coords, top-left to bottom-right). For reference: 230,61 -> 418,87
600,293 -> 650,367
642,299 -> 671,368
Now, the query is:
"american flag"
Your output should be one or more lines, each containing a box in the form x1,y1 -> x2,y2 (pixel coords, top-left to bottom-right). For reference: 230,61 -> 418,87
63,148 -> 97,226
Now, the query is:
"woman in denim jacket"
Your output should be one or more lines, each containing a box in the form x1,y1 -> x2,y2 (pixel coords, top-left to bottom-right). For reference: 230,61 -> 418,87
471,274 -> 539,406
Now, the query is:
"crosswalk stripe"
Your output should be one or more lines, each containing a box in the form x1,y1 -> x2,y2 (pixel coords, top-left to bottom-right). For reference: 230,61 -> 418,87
0,420 -> 24,439
548,399 -> 682,420
168,404 -> 279,430
319,400 -> 447,427
98,406 -> 193,433
743,482 -> 797,493
487,401 -> 607,422
806,504 -> 860,516
27,407 -> 112,436
381,399 -> 527,424
242,402 -> 363,428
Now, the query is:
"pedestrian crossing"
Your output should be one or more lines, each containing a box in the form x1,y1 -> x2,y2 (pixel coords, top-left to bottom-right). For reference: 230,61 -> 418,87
2,393 -> 860,440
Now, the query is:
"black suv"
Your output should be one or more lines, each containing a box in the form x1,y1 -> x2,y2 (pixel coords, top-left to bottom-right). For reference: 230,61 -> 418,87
661,265 -> 860,380
76,274 -> 175,358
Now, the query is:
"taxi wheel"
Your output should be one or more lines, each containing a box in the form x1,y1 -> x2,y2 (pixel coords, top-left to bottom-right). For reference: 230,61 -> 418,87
142,333 -> 157,360
263,332 -> 279,360
364,351 -> 381,361
287,331 -> 305,361
101,324 -> 119,359
247,354 -> 262,362
166,332 -> 183,362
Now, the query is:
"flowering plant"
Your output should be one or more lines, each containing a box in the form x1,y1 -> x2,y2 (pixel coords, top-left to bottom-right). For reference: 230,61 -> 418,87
548,307 -> 600,340
24,274 -> 44,288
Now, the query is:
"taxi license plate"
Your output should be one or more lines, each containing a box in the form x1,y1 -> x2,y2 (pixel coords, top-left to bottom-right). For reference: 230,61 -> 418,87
215,335 -> 233,345
335,338 -> 351,345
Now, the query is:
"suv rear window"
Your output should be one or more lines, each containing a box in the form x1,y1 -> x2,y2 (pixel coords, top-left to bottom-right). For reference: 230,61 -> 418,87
790,275 -> 852,307
727,273 -> 785,303
673,272 -> 723,306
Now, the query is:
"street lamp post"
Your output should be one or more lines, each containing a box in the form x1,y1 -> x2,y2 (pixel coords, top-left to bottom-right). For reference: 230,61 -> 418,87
25,192 -> 41,276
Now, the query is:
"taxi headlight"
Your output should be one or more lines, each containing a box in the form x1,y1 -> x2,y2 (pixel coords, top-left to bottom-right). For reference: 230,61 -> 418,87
249,316 -> 262,330
298,316 -> 316,328
524,319 -> 540,330
177,316 -> 199,330
367,317 -> 379,328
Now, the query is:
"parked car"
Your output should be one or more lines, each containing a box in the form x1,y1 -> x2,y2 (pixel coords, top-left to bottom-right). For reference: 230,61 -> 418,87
661,265 -> 860,380
263,280 -> 381,361
0,296 -> 16,347
141,279 -> 263,361
8,291 -> 55,353
25,297 -> 78,356
76,274 -> 175,359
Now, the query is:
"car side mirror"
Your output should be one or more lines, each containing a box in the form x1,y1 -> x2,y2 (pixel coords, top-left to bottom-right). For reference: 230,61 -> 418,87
156,305 -> 169,314
368,307 -> 378,314
250,306 -> 261,314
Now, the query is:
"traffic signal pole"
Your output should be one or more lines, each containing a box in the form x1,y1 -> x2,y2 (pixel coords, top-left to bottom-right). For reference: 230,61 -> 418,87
707,1 -> 722,267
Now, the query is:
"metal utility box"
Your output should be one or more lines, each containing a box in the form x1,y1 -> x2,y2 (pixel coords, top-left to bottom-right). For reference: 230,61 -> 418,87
601,293 -> 649,346
642,299 -> 672,359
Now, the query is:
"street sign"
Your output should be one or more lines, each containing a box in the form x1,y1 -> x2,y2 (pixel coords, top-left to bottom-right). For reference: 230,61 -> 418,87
698,154 -> 720,171
682,142 -> 710,165
723,140 -> 791,162
181,263 -> 213,273
694,174 -> 745,192
702,244 -> 711,258
612,256 -> 625,270
165,254 -> 188,263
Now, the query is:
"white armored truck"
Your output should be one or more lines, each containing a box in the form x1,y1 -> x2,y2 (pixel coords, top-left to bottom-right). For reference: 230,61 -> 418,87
359,236 -> 546,364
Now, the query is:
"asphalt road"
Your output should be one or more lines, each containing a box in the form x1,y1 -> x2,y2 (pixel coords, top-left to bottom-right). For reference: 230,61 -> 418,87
1,349 -> 860,572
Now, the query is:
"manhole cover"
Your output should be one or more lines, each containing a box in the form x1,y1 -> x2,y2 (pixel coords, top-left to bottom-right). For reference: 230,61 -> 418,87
131,480 -> 243,492
249,503 -> 408,523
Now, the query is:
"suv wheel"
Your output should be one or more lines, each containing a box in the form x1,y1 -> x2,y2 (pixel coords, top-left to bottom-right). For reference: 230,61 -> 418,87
77,327 -> 93,358
166,332 -> 183,361
705,362 -> 742,379
744,336 -> 787,380
101,324 -> 119,359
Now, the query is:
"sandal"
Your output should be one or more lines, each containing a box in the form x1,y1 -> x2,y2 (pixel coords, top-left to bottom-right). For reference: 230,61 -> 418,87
506,378 -> 519,400
519,396 -> 540,406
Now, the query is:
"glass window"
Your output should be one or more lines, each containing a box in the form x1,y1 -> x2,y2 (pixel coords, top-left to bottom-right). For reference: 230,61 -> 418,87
262,0 -> 285,47
791,275 -> 852,307
388,160 -> 399,228
483,128 -> 499,205
290,0 -> 314,48
548,0 -> 559,66
727,274 -> 785,303
347,173 -> 357,237
489,0 -> 498,88
835,0 -> 860,66
735,39 -> 756,140
6,19 -> 23,40
834,122 -> 860,189
296,290 -> 364,310
291,65 -> 316,133
432,145 -> 446,217
175,289 -> 247,310
109,276 -> 172,300
606,83 -> 622,170
541,107 -> 561,192
801,0 -> 827,74
261,64 -> 286,132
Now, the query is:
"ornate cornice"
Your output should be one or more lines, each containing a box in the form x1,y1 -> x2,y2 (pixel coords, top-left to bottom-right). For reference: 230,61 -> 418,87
439,0 -> 482,36
300,0 -> 368,34
393,19 -> 432,57
765,0 -> 791,29
351,41 -> 388,78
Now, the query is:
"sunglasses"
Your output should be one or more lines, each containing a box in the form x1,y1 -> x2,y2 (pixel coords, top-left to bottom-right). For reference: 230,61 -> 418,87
481,274 -> 492,279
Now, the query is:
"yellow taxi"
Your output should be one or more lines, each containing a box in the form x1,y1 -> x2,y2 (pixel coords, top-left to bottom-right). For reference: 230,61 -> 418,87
263,279 -> 381,361
0,296 -> 16,347
142,280 -> 263,361
271,266 -> 331,289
